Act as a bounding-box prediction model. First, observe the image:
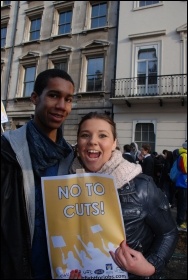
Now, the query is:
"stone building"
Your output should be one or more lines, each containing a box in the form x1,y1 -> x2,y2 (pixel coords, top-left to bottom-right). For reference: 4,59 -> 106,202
1,1 -> 119,143
1,1 -> 187,152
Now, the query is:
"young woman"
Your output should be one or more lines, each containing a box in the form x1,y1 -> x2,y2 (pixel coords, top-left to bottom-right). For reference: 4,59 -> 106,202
70,112 -> 178,279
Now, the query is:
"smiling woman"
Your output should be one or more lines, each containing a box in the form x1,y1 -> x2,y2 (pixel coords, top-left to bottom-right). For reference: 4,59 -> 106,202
69,111 -> 178,279
75,112 -> 117,172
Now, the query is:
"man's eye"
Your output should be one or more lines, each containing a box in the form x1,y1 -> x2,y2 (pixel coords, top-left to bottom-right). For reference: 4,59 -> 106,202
66,98 -> 73,103
49,94 -> 58,98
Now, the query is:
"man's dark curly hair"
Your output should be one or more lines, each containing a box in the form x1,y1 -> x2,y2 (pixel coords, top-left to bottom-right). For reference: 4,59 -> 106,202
33,69 -> 74,95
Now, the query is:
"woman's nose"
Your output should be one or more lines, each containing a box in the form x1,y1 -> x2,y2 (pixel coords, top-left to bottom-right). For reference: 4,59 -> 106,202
88,135 -> 97,144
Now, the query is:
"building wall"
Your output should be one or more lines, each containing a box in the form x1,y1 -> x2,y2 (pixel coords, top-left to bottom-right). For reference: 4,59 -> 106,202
1,1 -> 119,144
116,1 -> 187,78
113,1 -> 187,153
114,103 -> 187,153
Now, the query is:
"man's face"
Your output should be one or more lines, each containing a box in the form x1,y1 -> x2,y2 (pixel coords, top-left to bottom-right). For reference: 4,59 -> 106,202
141,148 -> 148,156
130,145 -> 135,151
31,77 -> 74,141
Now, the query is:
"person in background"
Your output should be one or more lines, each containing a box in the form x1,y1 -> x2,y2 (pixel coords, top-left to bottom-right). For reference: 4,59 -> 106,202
161,150 -> 174,207
140,144 -> 154,179
1,69 -> 76,279
70,112 -> 178,279
152,151 -> 165,188
130,142 -> 142,163
122,144 -> 136,163
175,141 -> 187,232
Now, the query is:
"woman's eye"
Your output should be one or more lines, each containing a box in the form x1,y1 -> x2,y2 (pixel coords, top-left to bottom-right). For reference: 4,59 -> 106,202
99,134 -> 107,138
80,134 -> 89,138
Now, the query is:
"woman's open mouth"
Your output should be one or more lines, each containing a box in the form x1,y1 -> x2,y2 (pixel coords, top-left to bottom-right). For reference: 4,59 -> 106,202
87,149 -> 101,159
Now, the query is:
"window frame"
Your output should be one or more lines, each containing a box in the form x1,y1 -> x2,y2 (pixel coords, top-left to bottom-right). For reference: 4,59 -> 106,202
132,120 -> 156,151
29,17 -> 41,41
58,9 -> 72,35
86,56 -> 104,92
1,16 -> 9,48
133,42 -> 161,95
17,52 -> 39,98
84,1 -> 108,30
133,1 -> 163,10
23,66 -> 36,97
90,2 -> 107,29
24,6 -> 44,43
80,40 -> 109,93
47,46 -> 72,72
1,1 -> 11,7
1,26 -> 7,48
51,1 -> 74,37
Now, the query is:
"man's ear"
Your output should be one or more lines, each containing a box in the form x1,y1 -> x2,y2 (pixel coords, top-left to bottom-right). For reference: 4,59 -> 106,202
30,92 -> 38,105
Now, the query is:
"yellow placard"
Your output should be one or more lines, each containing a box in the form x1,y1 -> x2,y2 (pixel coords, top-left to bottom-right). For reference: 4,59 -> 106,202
42,173 -> 128,279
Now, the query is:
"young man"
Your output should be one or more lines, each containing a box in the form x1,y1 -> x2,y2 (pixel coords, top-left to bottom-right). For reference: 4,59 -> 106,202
140,143 -> 155,178
1,69 -> 75,279
122,144 -> 136,163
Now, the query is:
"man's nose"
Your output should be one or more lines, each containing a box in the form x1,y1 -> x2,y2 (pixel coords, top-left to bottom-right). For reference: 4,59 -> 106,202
56,98 -> 65,109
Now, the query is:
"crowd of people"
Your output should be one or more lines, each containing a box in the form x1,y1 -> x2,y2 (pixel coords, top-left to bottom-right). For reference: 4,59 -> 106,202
122,141 -> 187,232
1,69 -> 186,279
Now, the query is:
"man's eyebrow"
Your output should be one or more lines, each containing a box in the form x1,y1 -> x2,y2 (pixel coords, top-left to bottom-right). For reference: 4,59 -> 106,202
47,90 -> 73,96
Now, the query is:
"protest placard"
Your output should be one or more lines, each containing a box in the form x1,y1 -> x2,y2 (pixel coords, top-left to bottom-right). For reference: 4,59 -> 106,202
42,173 -> 128,279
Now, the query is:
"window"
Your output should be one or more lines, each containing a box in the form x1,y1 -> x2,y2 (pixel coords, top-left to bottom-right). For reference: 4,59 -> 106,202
1,1 -> 11,6
48,46 -> 71,72
134,122 -> 155,152
139,1 -> 159,6
17,52 -> 39,98
1,26 -> 7,47
87,57 -> 104,91
91,2 -> 107,29
54,61 -> 68,72
134,1 -> 162,9
137,48 -> 157,85
24,6 -> 43,43
135,44 -> 159,95
52,2 -> 74,37
23,66 -> 36,97
30,17 -> 41,41
80,40 -> 109,92
58,10 -> 72,35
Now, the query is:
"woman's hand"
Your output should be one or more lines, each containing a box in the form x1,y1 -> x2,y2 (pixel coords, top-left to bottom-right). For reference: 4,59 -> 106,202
69,269 -> 82,279
109,241 -> 155,277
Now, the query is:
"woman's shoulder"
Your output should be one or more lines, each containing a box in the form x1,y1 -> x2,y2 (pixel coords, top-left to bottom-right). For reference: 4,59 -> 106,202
133,173 -> 159,197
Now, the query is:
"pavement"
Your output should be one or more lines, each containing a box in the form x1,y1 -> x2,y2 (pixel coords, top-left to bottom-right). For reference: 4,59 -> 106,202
161,207 -> 187,279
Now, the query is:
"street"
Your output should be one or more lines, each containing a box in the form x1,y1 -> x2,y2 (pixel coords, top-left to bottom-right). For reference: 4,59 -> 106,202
162,208 -> 187,279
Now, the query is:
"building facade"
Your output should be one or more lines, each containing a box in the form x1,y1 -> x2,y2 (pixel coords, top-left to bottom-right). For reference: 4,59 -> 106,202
1,1 -> 187,152
1,1 -> 119,143
111,1 -> 187,152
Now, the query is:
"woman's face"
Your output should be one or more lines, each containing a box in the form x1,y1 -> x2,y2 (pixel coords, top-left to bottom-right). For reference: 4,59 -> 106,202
77,118 -> 117,172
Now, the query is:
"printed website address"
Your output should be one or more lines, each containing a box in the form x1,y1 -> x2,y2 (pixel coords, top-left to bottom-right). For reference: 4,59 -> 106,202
82,275 -> 127,279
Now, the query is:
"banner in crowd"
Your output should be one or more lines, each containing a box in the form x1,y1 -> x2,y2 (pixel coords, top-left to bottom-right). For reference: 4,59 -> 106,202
42,173 -> 128,279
